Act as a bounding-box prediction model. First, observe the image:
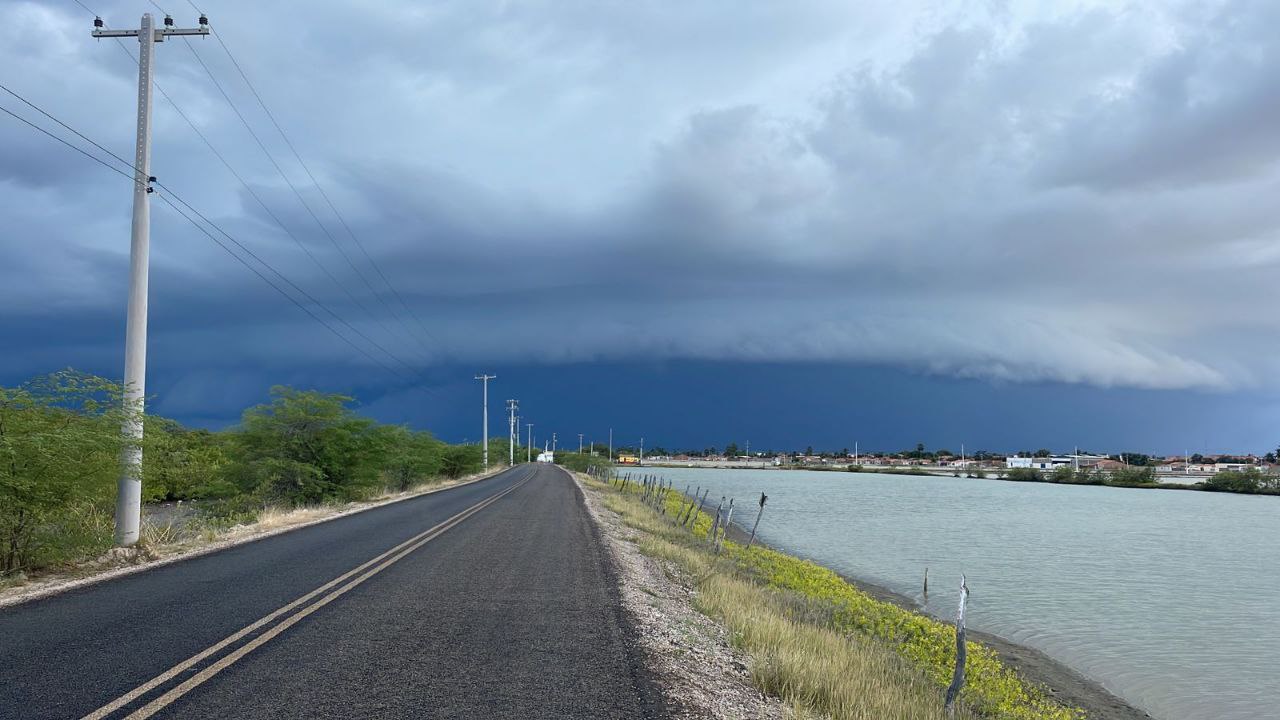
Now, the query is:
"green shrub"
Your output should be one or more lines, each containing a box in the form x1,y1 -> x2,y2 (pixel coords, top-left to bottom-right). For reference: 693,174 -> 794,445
1004,467 -> 1042,482
1204,468 -> 1279,494
1108,466 -> 1156,486
0,371 -> 126,574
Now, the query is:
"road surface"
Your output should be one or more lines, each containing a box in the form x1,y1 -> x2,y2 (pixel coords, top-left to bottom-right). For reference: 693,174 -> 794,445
0,464 -> 665,719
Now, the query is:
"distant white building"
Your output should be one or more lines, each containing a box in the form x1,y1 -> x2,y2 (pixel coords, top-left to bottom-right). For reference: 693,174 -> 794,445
537,451 -> 555,463
1006,456 -> 1073,470
1006,455 -> 1108,470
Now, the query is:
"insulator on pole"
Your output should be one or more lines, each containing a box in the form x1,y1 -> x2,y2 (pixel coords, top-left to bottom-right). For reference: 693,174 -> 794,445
198,14 -> 208,26
164,15 -> 174,27
94,16 -> 104,29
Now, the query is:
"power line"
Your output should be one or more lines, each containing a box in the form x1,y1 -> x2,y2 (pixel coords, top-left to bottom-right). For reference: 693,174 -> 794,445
201,21 -> 445,359
179,37 -> 434,367
66,4 -> 437,382
0,102 -> 135,182
84,20 -> 403,363
0,81 -> 414,381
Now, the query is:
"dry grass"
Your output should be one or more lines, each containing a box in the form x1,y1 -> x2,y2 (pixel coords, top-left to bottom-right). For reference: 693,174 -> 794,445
593,478 -> 973,720
701,573 -> 971,720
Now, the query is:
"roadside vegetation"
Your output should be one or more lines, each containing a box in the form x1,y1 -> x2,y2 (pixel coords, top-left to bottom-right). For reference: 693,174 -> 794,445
1,369 -> 509,578
581,472 -> 1082,720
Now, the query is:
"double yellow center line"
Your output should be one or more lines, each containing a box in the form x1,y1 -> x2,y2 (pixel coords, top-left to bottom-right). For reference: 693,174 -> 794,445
83,468 -> 533,720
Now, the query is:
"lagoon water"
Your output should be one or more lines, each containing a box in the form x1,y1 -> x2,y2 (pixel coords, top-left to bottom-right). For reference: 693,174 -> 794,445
653,467 -> 1280,720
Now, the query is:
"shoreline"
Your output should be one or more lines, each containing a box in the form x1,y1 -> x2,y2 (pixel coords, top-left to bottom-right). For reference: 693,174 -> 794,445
645,462 -> 1280,499
715,518 -> 1153,720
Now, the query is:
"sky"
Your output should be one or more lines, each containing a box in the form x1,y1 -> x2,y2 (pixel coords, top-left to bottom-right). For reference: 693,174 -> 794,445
1,0 -> 1278,455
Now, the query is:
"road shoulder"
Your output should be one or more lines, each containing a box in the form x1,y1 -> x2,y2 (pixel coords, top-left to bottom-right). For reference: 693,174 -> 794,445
572,470 -> 786,720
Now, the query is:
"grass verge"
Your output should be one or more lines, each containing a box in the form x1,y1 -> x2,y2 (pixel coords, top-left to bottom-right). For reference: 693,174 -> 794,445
0,471 -> 484,603
582,473 -> 1083,720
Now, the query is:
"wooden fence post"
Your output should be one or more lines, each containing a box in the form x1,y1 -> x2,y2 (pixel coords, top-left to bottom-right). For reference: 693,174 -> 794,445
706,498 -> 725,543
943,575 -> 970,715
745,492 -> 768,549
716,498 -> 735,553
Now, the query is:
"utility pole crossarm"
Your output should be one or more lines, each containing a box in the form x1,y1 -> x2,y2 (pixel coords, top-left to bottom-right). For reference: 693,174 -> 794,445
92,27 -> 210,38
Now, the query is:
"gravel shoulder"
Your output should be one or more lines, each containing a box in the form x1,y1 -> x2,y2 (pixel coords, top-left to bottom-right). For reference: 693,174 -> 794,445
575,472 -> 788,720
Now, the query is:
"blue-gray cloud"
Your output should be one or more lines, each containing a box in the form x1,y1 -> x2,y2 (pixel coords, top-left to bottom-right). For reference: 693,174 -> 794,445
2,0 -> 1279,412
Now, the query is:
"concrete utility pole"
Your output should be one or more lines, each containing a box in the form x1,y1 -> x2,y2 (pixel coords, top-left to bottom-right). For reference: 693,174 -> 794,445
640,437 -> 645,466
506,399 -> 518,466
526,423 -> 533,462
92,12 -> 209,547
475,374 -> 496,470
579,433 -> 584,454
552,432 -> 557,453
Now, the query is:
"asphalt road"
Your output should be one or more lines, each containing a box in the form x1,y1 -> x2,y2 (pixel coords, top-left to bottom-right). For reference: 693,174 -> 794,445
0,464 -> 665,719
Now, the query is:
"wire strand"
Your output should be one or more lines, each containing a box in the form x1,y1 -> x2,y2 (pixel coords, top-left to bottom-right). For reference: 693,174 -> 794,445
179,37 -> 434,368
206,24 -> 445,358
1,72 -> 414,381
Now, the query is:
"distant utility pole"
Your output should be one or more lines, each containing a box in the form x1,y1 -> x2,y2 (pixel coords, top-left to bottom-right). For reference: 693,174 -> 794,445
475,374 -> 496,470
506,399 -> 518,467
579,433 -> 584,454
608,428 -> 613,462
552,433 -> 557,453
92,12 -> 209,547
640,437 -> 645,466
526,423 -> 533,462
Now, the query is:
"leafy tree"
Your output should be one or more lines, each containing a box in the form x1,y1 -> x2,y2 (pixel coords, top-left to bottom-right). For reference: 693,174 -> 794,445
1033,448 -> 1052,458
1116,453 -> 1152,467
226,387 -> 386,503
143,419 -> 234,500
805,445 -> 814,456
1204,468 -> 1279,495
724,442 -> 740,458
0,371 -> 128,573
377,425 -> 446,491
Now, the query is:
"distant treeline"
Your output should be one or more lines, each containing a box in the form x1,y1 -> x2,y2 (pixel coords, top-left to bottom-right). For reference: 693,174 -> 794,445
1003,465 -> 1280,495
647,443 -> 1280,465
0,370 -> 518,576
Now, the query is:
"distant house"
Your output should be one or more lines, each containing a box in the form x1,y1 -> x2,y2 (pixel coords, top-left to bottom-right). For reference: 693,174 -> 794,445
1006,455 -> 1112,471
1215,462 -> 1252,472
1006,456 -> 1073,470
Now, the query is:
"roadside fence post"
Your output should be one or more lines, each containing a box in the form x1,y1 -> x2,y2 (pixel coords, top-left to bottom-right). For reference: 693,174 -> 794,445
688,488 -> 710,529
716,498 -> 734,553
943,575 -> 970,716
745,492 -> 768,550
707,497 -> 725,544
678,486 -> 698,525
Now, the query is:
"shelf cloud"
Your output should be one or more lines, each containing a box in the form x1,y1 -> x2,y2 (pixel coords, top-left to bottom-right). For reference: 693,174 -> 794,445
2,0 -> 1279,413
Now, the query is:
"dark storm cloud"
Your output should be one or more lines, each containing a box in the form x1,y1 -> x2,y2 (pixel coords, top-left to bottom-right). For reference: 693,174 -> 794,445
2,0 -> 1279,427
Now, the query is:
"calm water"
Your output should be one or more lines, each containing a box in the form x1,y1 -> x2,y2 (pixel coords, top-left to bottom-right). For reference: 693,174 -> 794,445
653,467 -> 1280,720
